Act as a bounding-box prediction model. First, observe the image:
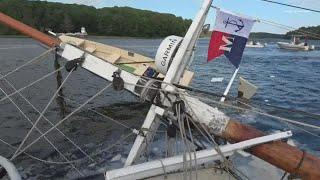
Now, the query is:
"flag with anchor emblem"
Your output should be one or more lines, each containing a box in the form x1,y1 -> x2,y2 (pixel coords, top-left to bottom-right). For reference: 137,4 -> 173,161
207,10 -> 255,68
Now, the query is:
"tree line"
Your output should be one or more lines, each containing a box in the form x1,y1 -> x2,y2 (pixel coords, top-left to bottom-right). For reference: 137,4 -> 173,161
286,25 -> 320,40
0,0 -> 192,37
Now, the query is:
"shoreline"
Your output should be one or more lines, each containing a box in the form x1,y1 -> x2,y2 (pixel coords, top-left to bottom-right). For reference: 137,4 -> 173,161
0,34 -> 291,40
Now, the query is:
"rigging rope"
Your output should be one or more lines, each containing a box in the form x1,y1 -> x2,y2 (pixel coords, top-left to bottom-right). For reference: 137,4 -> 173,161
0,76 -> 83,176
259,19 -> 320,40
126,79 -> 320,130
0,73 -> 94,163
12,83 -> 112,160
259,0 -> 320,13
0,66 -> 64,102
0,48 -> 54,81
11,68 -> 76,160
186,115 -> 198,180
57,94 -> 133,130
181,95 -> 249,180
187,94 -> 320,130
0,132 -> 133,165
210,5 -> 320,40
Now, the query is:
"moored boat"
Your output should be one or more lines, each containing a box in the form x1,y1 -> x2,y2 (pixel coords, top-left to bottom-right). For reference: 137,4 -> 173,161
277,36 -> 315,51
246,40 -> 265,48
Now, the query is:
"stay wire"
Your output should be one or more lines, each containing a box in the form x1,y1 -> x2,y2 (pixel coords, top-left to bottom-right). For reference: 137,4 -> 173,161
259,0 -> 320,13
11,68 -> 76,160
0,73 -> 95,163
126,80 -> 320,130
237,100 -> 320,139
134,76 -> 320,120
210,5 -> 320,40
12,83 -> 112,160
188,93 -> 320,130
0,132 -> 133,165
57,94 -> 133,130
0,75 -> 83,176
0,48 -> 54,81
0,66 -> 64,102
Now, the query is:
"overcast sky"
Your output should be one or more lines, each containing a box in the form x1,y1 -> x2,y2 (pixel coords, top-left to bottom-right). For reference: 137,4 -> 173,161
47,0 -> 320,34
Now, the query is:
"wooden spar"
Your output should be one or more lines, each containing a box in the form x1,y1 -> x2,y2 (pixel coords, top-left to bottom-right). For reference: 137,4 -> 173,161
223,120 -> 320,179
0,12 -> 60,47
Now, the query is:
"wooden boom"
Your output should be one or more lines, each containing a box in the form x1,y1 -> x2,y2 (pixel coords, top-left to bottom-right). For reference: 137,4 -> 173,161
0,11 -> 319,180
0,12 -> 60,47
224,120 -> 320,179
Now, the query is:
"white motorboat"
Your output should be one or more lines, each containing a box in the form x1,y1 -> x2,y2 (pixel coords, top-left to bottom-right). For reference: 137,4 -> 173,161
246,40 -> 265,48
277,36 -> 315,51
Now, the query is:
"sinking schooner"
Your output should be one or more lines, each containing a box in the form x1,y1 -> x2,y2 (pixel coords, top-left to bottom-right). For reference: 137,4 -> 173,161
0,0 -> 320,179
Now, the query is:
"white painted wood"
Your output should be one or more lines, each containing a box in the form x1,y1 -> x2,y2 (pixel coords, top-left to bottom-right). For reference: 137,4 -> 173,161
61,44 -> 84,61
106,131 -> 292,180
125,105 -> 163,166
61,47 -> 140,94
220,68 -> 239,102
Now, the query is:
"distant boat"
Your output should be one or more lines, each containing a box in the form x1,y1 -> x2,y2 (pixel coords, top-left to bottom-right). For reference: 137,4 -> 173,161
246,40 -> 265,48
277,35 -> 315,51
48,27 -> 88,38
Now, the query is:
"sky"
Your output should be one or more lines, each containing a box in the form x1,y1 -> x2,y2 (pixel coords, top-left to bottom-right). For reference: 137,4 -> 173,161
47,0 -> 320,34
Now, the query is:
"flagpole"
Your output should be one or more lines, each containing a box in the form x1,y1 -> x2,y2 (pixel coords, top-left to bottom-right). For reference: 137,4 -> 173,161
220,67 -> 239,102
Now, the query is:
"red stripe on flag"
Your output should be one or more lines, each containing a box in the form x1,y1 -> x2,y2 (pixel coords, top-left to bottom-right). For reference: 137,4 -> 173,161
207,31 -> 230,62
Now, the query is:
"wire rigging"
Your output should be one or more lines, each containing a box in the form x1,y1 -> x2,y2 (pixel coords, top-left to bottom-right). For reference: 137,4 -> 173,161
210,5 -> 320,40
259,0 -> 320,13
11,68 -> 76,160
0,74 -> 83,176
12,83 -> 112,160
0,73 -> 94,163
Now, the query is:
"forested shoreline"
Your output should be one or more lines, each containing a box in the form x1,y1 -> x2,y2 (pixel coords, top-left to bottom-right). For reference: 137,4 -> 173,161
0,0 -> 318,39
0,0 -> 192,37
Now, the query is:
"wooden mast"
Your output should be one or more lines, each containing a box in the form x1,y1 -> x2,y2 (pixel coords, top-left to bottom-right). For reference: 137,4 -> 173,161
0,9 -> 319,180
223,120 -> 320,179
0,12 -> 60,47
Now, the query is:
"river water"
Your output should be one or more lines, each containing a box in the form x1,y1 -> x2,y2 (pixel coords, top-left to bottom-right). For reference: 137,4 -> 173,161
0,37 -> 319,179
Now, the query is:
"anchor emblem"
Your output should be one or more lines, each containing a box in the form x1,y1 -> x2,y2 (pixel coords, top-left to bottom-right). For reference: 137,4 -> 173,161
223,17 -> 245,32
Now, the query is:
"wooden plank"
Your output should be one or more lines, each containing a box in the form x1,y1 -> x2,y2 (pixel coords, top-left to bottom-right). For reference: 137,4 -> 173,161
179,70 -> 195,86
85,46 -> 96,53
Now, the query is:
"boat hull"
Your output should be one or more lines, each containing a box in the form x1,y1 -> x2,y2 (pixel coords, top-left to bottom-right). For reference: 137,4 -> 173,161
277,42 -> 314,51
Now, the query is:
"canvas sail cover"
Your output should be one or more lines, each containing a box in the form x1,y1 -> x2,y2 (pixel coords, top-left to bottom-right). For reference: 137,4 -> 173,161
208,10 -> 255,68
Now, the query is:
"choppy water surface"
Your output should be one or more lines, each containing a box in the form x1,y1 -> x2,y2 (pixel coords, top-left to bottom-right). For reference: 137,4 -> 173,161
0,37 -> 319,179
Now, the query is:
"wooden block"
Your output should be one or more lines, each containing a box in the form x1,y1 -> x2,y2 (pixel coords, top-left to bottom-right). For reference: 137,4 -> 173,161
59,35 -> 84,46
108,54 -> 121,64
85,46 -> 96,53
179,70 -> 194,86
133,64 -> 149,76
